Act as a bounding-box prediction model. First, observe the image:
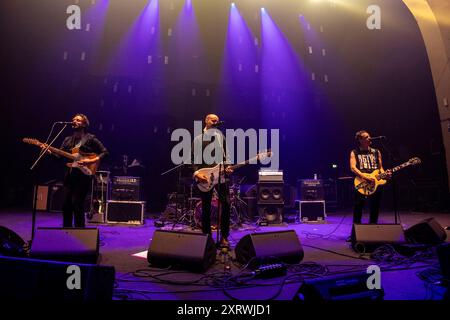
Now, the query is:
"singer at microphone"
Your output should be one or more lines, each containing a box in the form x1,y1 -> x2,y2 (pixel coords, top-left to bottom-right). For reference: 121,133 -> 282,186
193,113 -> 232,248
51,113 -> 109,229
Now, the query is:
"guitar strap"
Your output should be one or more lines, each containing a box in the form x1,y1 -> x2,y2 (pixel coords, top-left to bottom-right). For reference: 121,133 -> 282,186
74,134 -> 89,149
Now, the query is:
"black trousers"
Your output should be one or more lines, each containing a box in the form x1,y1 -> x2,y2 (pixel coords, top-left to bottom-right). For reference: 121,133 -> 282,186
62,171 -> 91,228
200,183 -> 230,239
353,189 -> 383,224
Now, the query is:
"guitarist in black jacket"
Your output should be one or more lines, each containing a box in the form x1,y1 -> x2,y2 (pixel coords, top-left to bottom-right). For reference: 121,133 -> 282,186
46,114 -> 108,228
192,114 -> 233,247
349,130 -> 391,231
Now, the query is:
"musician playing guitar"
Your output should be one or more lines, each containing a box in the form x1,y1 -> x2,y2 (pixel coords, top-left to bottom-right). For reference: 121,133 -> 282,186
349,130 -> 392,231
192,114 -> 233,248
42,114 -> 108,228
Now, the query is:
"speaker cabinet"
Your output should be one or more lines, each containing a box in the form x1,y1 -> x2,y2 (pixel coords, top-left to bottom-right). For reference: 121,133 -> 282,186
257,205 -> 284,224
148,230 -> 216,272
351,224 -> 406,253
437,242 -> 450,282
404,217 -> 447,245
30,228 -> 99,264
0,226 -> 26,257
295,272 -> 384,301
0,256 -> 115,301
235,230 -> 304,269
257,182 -> 284,204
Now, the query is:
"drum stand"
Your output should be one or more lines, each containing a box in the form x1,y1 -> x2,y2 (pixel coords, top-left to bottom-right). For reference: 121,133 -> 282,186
171,183 -> 197,229
229,181 -> 248,227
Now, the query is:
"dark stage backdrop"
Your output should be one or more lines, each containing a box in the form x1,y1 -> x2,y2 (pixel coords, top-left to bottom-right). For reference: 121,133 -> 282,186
0,0 -> 447,212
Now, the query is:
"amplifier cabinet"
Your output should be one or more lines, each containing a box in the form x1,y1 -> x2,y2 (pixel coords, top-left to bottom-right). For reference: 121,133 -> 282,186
106,200 -> 145,225
34,185 -> 49,211
111,176 -> 141,201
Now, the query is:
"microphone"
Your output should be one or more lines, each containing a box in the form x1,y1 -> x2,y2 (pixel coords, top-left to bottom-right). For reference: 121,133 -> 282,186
212,121 -> 225,127
370,136 -> 386,140
55,121 -> 74,124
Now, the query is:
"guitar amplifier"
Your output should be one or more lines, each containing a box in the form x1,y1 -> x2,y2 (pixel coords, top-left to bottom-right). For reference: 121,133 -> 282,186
111,176 -> 142,201
34,185 -> 49,211
49,183 -> 64,212
298,179 -> 324,201
106,200 -> 145,225
258,170 -> 283,182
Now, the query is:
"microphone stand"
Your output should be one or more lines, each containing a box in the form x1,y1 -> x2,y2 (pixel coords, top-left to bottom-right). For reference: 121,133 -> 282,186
161,162 -> 190,229
29,123 -> 68,242
215,127 -> 227,248
377,138 -> 400,224
217,162 -> 222,247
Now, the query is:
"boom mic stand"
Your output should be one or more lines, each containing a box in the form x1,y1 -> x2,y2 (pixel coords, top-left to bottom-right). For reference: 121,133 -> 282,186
377,138 -> 400,225
161,162 -> 192,229
29,123 -> 69,242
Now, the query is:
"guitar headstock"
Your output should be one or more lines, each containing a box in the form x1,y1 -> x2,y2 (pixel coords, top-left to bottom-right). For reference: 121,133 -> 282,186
23,137 -> 41,146
408,157 -> 422,166
257,149 -> 272,160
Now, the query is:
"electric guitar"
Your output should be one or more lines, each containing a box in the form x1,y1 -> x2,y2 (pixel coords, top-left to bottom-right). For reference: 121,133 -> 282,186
194,150 -> 272,192
354,157 -> 421,196
23,138 -> 100,176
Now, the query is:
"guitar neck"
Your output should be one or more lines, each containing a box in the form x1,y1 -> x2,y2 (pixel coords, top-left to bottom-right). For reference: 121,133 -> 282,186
391,162 -> 411,173
47,145 -> 76,160
377,161 -> 411,179
229,155 -> 260,170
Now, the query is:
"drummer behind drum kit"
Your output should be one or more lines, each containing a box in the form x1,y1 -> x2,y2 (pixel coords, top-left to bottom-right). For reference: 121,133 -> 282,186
162,176 -> 250,230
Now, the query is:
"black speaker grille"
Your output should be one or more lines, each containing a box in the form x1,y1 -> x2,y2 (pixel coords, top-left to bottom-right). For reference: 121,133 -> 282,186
148,230 -> 216,272
235,230 -> 304,269
30,228 -> 99,264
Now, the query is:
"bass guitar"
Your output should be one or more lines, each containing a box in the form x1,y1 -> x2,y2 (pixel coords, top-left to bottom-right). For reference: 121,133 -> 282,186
354,157 -> 421,196
23,137 -> 100,176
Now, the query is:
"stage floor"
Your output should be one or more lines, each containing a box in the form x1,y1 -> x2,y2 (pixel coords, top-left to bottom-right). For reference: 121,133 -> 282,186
1,208 -> 449,300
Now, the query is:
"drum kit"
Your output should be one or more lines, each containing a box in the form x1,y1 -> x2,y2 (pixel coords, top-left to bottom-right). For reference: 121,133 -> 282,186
163,174 -> 250,230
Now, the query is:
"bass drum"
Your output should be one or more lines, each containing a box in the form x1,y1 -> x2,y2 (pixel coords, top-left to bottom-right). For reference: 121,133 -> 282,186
194,198 -> 219,229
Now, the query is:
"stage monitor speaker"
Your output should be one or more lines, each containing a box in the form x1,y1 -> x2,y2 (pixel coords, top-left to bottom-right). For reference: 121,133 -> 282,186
0,226 -> 26,257
0,256 -> 115,301
235,230 -> 304,269
148,230 -> 216,272
404,217 -> 447,245
30,228 -> 99,264
295,272 -> 384,301
351,224 -> 406,253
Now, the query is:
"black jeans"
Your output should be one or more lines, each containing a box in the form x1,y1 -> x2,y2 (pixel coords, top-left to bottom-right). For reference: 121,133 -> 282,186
353,189 -> 383,224
199,183 -> 230,239
62,171 -> 91,228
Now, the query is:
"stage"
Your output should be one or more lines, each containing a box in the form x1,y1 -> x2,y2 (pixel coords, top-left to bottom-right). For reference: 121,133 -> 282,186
1,208 -> 449,301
